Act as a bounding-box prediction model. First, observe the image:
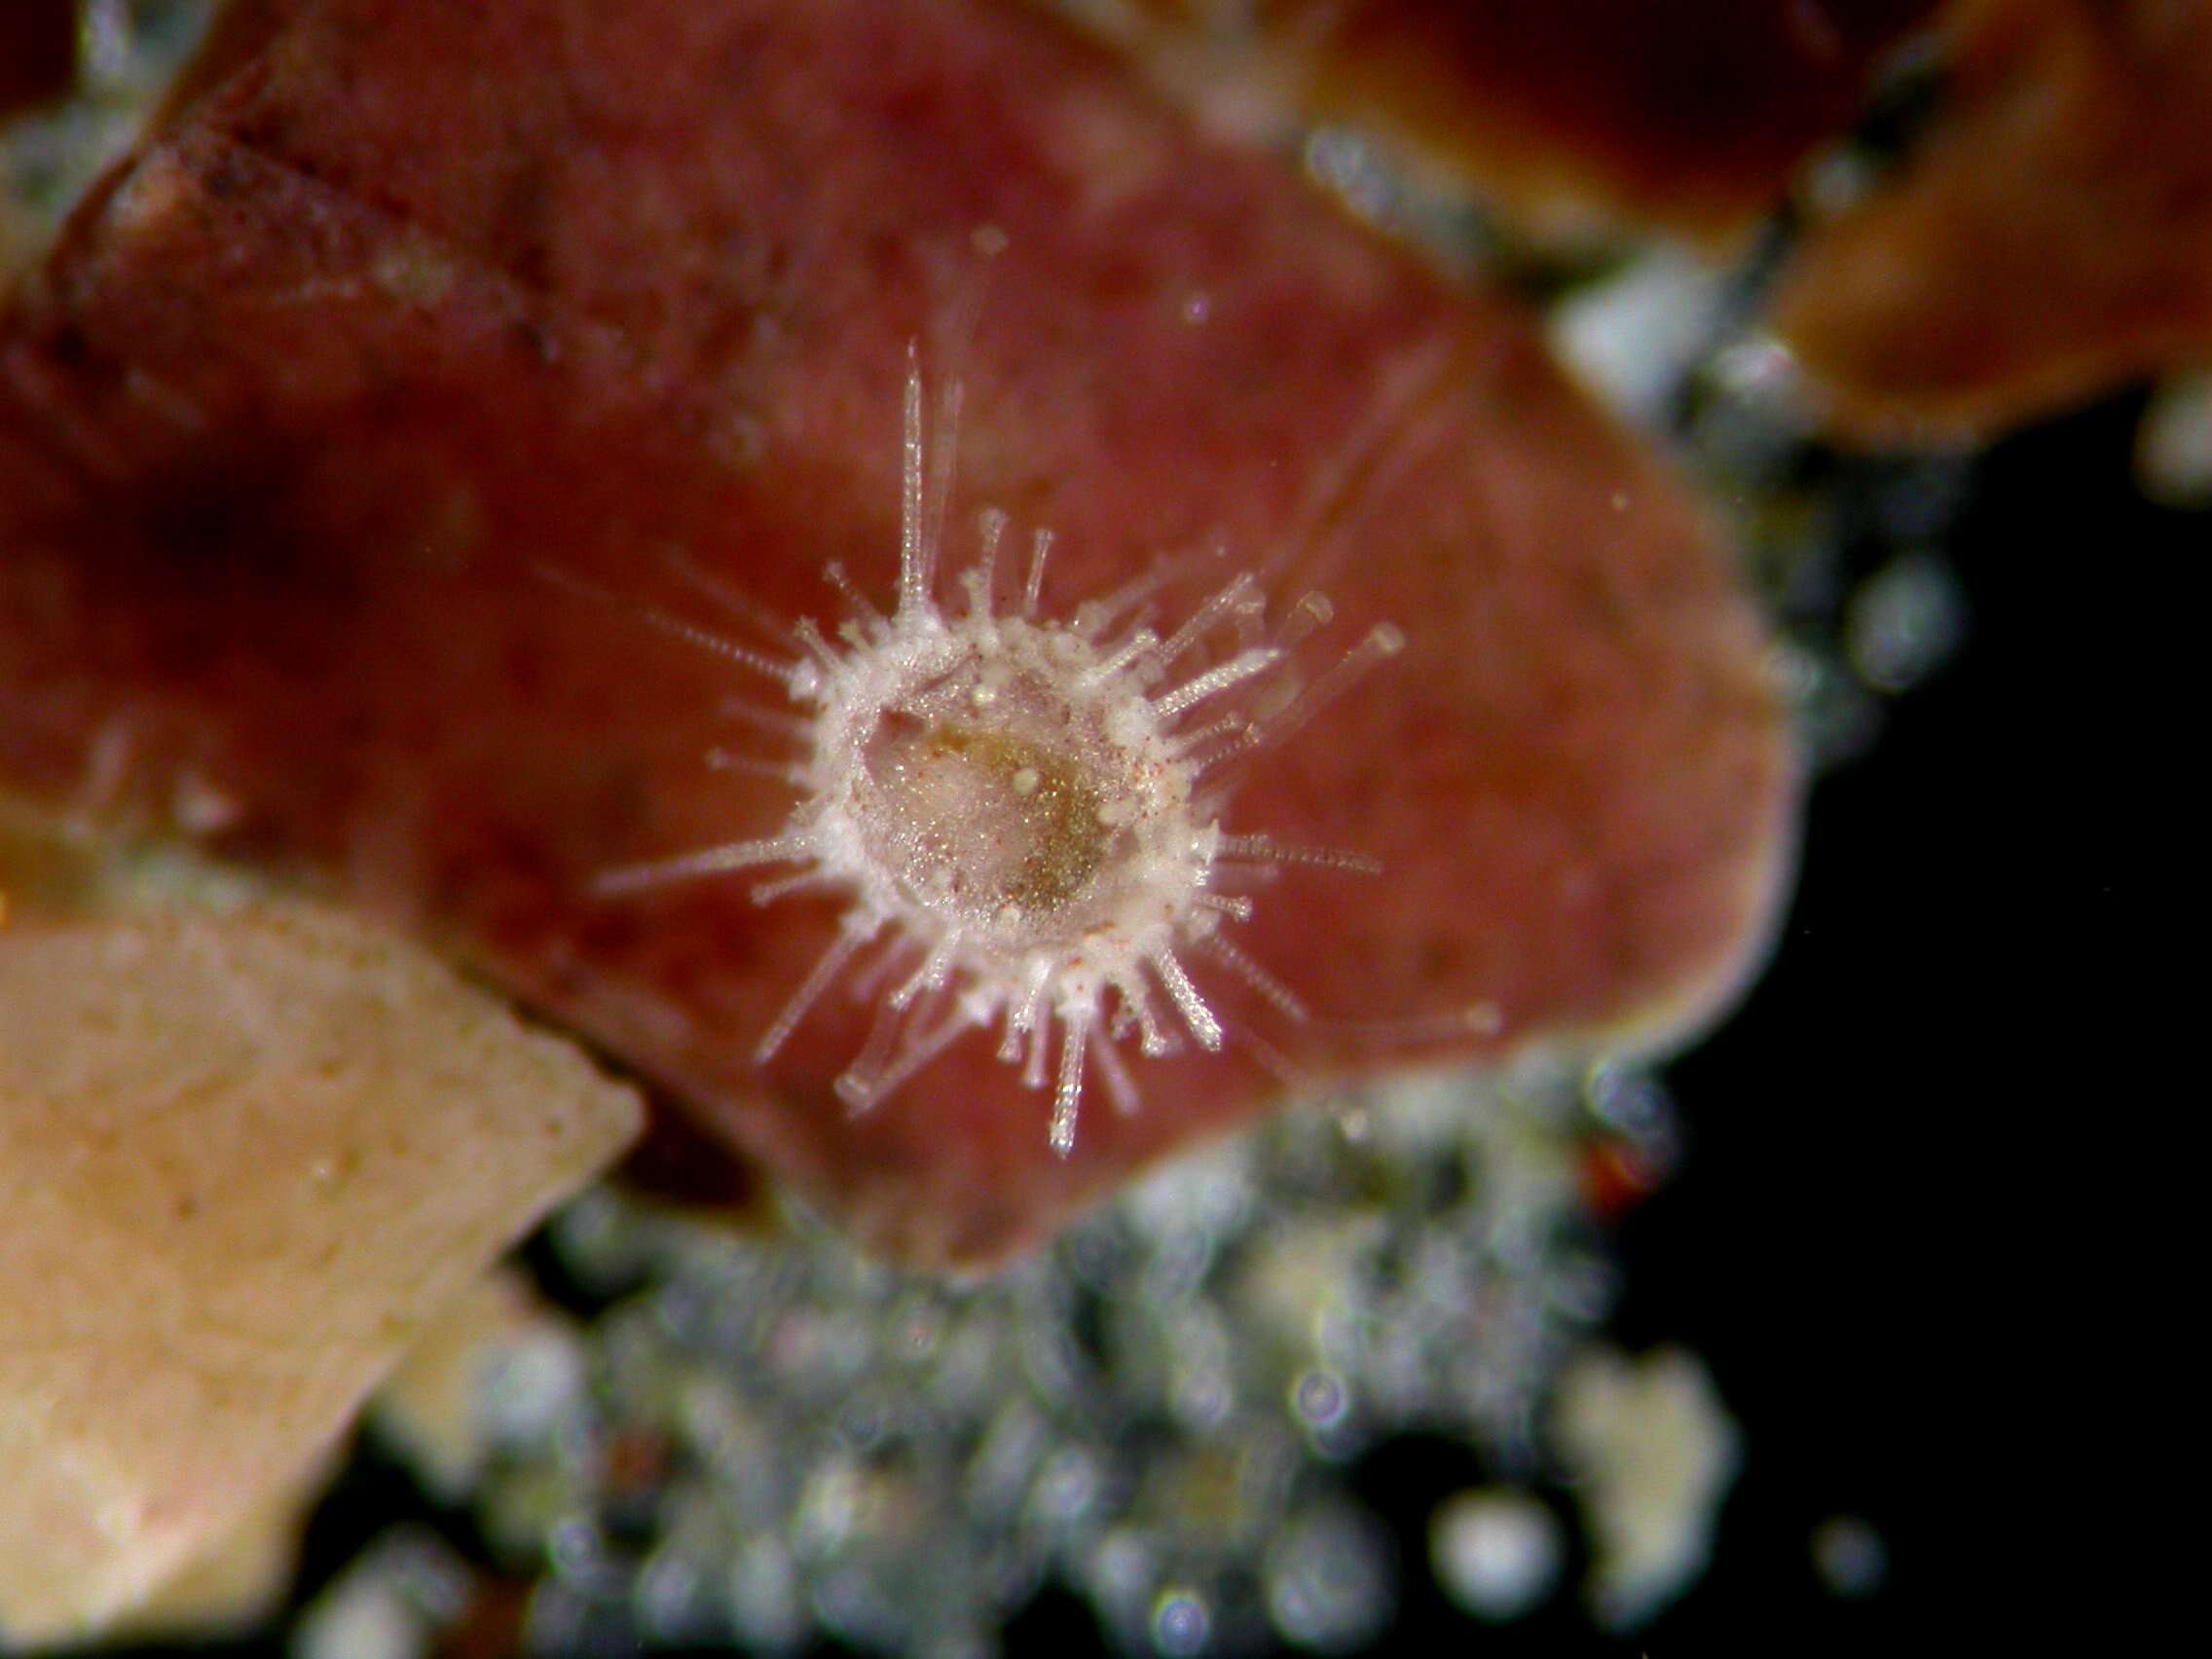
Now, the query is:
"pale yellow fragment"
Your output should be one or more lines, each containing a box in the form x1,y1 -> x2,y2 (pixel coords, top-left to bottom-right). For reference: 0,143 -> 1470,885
368,1266 -> 582,1503
1552,1344 -> 1743,1632
0,903 -> 643,1647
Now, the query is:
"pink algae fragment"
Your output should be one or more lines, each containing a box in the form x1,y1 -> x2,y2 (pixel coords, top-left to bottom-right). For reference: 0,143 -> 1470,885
0,0 -> 1793,1266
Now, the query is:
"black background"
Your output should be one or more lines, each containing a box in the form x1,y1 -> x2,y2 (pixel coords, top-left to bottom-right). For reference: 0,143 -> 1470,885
1600,390 -> 2151,1655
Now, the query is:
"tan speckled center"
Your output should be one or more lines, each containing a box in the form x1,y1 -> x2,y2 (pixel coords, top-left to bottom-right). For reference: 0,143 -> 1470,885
864,719 -> 1113,919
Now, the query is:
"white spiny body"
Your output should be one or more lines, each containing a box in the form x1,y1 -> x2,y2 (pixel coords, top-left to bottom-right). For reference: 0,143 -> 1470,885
591,352 -> 1400,1155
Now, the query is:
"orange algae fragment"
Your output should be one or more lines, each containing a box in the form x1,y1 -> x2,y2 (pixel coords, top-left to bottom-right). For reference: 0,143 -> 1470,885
1104,0 -> 1943,240
1771,0 -> 2212,443
0,903 -> 640,1642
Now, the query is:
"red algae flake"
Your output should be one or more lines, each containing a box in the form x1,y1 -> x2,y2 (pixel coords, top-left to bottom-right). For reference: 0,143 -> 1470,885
0,0 -> 1792,1266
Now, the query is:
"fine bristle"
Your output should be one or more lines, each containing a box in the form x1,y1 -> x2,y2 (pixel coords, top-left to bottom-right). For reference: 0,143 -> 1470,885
704,749 -> 809,786
662,549 -> 799,642
1235,621 -> 1406,756
1121,974 -> 1176,1058
538,564 -> 800,686
1152,646 -> 1281,719
1159,571 -> 1264,669
1200,931 -> 1310,1024
755,917 -> 876,1066
824,561 -> 888,631
1022,527 -> 1052,616
592,833 -> 812,897
1215,833 -> 1383,875
1049,1016 -> 1088,1157
1152,948 -> 1223,1051
899,346 -> 931,616
969,506 -> 1008,618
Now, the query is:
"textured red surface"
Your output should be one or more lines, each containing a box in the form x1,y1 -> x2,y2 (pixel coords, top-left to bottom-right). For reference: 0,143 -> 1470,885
1772,0 -> 2212,442
0,0 -> 1793,1265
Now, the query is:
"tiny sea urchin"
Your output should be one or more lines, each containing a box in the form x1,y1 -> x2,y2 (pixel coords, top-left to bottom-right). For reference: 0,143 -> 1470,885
583,350 -> 1404,1156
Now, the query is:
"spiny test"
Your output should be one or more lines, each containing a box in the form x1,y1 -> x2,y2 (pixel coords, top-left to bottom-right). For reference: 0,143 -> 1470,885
581,348 -> 1403,1156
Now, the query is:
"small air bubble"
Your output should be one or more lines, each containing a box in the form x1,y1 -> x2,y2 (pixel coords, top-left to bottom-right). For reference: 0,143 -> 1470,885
1290,1368 -> 1350,1430
1151,1588 -> 1211,1656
